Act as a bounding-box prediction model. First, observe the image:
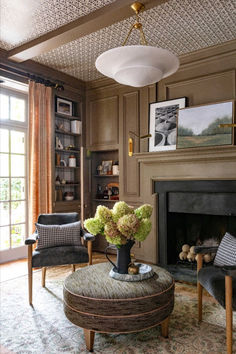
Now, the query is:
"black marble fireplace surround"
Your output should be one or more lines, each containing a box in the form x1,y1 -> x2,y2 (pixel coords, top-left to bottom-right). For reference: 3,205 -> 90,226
154,180 -> 236,282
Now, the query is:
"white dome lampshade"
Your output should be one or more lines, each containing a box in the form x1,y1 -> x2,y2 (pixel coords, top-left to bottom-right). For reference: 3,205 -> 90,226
95,45 -> 179,87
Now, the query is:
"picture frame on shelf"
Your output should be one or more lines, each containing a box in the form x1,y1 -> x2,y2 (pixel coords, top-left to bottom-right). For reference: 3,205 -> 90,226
177,100 -> 234,149
101,160 -> 113,175
149,97 -> 187,152
56,97 -> 73,116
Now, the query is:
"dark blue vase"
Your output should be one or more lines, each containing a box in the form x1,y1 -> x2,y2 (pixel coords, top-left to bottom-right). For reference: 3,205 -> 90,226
106,239 -> 135,274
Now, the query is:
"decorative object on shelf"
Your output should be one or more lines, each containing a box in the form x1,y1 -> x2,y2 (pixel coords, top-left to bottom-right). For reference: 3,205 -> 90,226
149,97 -> 186,152
56,97 -> 73,116
61,179 -> 66,185
128,131 -> 152,156
101,160 -> 112,175
71,120 -> 82,134
56,136 -> 63,150
95,2 -> 179,88
60,159 -> 67,167
177,100 -> 234,149
103,185 -> 109,199
65,144 -> 77,150
55,175 -> 61,185
84,201 -> 153,274
97,165 -> 103,175
68,155 -> 76,167
112,161 -> 119,175
55,153 -> 61,166
96,184 -> 103,199
107,182 -> 119,200
64,192 -> 74,201
56,189 -> 63,201
57,123 -> 70,133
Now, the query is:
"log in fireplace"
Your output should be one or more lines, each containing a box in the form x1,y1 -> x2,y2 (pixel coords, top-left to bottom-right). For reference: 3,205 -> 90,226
154,180 -> 236,282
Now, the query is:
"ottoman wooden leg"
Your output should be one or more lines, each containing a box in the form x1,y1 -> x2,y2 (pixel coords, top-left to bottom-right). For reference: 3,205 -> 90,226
84,329 -> 95,352
161,317 -> 169,338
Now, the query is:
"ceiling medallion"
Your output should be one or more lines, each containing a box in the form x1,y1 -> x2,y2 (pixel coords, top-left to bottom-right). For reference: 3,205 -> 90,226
95,1 -> 179,87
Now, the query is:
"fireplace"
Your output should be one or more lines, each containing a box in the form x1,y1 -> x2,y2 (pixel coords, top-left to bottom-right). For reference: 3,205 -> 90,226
154,180 -> 236,282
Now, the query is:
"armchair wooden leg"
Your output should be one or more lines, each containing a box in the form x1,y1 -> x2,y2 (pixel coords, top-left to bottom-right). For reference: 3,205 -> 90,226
197,254 -> 203,322
72,264 -> 76,272
87,241 -> 92,265
225,275 -> 233,354
42,267 -> 46,287
28,245 -> 33,305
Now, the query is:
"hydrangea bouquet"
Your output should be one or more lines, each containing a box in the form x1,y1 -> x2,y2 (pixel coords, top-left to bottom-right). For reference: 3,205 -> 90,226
84,201 -> 153,247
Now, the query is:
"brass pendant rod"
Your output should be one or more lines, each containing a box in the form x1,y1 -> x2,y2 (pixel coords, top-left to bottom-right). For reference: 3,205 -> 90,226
122,2 -> 148,46
122,23 -> 136,46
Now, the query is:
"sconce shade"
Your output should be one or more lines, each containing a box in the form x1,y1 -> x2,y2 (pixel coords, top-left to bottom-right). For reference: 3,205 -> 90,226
95,45 -> 179,87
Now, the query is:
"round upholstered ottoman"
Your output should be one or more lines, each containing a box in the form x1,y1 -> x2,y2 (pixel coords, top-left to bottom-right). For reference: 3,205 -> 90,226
63,262 -> 174,351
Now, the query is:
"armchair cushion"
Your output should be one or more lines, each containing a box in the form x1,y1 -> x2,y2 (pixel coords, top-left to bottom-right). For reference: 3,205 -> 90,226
35,221 -> 81,250
32,245 -> 88,267
214,232 -> 236,266
198,266 -> 236,310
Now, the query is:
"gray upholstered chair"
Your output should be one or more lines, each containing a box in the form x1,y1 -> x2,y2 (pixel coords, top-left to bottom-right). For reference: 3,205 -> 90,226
194,234 -> 236,354
25,213 -> 95,305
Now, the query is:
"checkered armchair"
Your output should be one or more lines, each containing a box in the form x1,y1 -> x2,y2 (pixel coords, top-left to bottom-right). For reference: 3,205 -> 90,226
25,213 -> 94,305
194,232 -> 236,354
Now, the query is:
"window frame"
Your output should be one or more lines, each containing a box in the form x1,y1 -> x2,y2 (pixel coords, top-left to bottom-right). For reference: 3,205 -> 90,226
0,86 -> 28,262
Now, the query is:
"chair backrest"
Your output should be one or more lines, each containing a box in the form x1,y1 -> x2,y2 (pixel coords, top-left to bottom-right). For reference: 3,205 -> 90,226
38,213 -> 79,225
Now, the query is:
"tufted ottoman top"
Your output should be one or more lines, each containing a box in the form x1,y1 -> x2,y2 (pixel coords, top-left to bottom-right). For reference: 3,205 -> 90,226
64,262 -> 174,299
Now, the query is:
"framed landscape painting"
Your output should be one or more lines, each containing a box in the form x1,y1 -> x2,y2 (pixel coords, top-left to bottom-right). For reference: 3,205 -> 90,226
149,98 -> 187,152
177,101 -> 234,149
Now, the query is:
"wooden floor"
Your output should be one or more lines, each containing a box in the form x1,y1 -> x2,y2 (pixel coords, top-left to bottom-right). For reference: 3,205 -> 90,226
0,252 -> 113,282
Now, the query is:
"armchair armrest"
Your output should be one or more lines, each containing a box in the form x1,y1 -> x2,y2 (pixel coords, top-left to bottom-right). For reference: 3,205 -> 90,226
80,227 -> 95,241
218,265 -> 236,277
83,232 -> 95,242
25,232 -> 38,245
194,246 -> 218,254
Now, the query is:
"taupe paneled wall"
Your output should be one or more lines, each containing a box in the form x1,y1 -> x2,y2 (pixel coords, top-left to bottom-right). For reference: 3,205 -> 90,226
85,40 -> 236,262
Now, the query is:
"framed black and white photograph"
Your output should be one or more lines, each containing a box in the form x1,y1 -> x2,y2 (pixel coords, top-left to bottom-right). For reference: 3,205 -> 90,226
177,100 -> 234,149
149,97 -> 187,152
56,97 -> 73,116
101,160 -> 113,175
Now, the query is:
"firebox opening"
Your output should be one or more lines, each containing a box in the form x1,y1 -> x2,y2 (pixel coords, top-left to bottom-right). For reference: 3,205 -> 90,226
167,212 -> 236,266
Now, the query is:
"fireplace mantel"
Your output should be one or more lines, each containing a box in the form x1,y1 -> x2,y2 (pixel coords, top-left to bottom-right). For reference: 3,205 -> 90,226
133,146 -> 236,264
134,146 -> 236,164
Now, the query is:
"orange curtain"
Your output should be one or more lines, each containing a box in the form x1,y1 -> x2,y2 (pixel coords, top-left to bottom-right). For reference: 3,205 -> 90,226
28,81 -> 52,234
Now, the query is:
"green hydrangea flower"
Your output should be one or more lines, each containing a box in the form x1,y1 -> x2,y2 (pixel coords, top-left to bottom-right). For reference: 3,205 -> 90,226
134,204 -> 153,220
95,205 -> 112,225
105,234 -> 127,246
117,214 -> 140,237
84,217 -> 103,236
112,201 -> 134,223
134,218 -> 152,241
104,221 -> 121,239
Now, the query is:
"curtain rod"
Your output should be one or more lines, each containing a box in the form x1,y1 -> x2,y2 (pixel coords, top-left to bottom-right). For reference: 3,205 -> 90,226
0,64 -> 65,91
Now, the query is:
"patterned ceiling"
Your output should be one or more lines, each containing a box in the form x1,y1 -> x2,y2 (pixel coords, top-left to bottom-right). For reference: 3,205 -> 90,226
0,0 -> 116,50
1,0 -> 236,82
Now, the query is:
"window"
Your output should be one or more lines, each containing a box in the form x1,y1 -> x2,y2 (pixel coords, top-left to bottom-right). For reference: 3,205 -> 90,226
0,83 -> 28,262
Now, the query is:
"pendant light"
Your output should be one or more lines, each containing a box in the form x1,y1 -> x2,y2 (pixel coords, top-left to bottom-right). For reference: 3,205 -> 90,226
95,2 -> 179,87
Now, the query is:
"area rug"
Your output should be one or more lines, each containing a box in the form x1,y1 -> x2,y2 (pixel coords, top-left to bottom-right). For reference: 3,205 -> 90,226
1,263 -> 235,354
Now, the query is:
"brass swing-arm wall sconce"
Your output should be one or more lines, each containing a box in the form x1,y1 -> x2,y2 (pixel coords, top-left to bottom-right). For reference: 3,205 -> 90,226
128,131 -> 152,157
